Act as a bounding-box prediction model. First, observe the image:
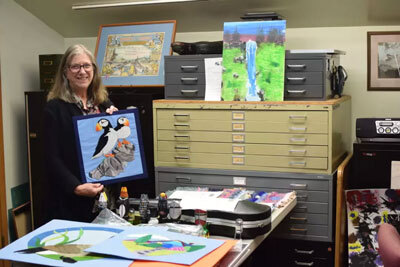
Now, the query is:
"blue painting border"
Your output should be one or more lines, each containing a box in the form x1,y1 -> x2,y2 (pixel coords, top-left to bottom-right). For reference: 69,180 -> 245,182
95,21 -> 176,87
73,109 -> 148,185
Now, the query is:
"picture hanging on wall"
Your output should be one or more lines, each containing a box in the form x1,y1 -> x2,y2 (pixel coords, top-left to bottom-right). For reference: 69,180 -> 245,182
221,20 -> 286,101
73,109 -> 147,185
367,31 -> 400,91
95,20 -> 176,87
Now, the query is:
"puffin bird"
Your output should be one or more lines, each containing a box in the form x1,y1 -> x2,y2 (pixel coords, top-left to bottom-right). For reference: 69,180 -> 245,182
92,118 -> 118,159
114,116 -> 131,147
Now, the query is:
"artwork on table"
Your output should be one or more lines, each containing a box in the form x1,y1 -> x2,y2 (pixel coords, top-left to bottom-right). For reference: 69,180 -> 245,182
87,227 -> 225,265
367,31 -> 400,91
73,109 -> 147,185
0,219 -> 133,267
221,20 -> 286,101
345,188 -> 400,266
95,20 -> 176,87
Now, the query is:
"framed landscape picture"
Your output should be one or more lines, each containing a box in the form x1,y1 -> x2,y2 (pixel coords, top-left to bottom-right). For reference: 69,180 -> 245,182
95,20 -> 176,87
367,31 -> 400,91
73,109 -> 147,185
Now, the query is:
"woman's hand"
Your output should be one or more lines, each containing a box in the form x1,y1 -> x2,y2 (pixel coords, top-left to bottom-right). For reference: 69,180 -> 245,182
106,105 -> 118,114
74,183 -> 104,197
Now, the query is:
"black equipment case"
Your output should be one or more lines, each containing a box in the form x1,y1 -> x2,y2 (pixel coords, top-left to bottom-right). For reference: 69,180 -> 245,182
180,200 -> 271,239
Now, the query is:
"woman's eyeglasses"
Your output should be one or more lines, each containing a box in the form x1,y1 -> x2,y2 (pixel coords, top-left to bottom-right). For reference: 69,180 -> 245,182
68,63 -> 93,73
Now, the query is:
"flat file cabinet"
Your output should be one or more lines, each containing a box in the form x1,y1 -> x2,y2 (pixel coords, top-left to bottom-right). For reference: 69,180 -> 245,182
156,166 -> 335,242
153,97 -> 351,174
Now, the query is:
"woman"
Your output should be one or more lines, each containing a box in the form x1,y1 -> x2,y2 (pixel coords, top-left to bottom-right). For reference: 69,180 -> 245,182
43,44 -> 117,223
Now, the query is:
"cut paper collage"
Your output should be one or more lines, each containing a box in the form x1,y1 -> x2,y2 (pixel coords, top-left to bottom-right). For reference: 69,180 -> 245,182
0,219 -> 226,266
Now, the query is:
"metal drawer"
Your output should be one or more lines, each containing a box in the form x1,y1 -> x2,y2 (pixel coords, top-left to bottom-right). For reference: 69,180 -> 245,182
164,84 -> 205,98
158,141 -> 329,158
286,72 -> 323,85
165,54 -> 221,73
288,212 -> 328,225
275,222 -> 329,238
284,85 -> 325,98
285,59 -> 324,72
293,202 -> 328,214
165,73 -> 205,85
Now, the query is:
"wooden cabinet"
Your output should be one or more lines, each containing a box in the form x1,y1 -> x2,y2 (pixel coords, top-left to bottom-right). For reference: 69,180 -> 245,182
153,96 -> 351,174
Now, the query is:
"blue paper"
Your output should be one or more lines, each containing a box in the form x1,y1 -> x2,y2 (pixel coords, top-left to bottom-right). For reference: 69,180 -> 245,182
86,227 -> 225,265
0,219 -> 133,267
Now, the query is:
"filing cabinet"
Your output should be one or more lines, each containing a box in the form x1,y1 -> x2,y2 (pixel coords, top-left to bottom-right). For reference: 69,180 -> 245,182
155,166 -> 335,242
39,54 -> 63,91
153,97 -> 351,174
284,52 -> 341,101
164,54 -> 221,99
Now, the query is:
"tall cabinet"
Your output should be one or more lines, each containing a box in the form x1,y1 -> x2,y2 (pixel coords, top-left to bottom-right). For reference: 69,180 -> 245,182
152,97 -> 351,266
25,88 -> 163,229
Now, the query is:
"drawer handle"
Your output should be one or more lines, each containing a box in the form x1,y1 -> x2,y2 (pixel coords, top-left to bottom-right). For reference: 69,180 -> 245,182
294,260 -> 314,266
287,64 -> 306,69
289,127 -> 307,131
44,78 -> 55,83
174,113 -> 190,117
180,77 -> 198,84
294,249 -> 314,255
181,89 -> 198,96
174,156 -> 190,160
181,65 -> 199,71
297,194 -> 308,200
42,60 -> 54,66
290,137 -> 307,143
290,216 -> 307,222
289,115 -> 307,119
287,77 -> 306,81
290,227 -> 307,232
174,123 -> 190,127
290,183 -> 307,189
29,133 -> 37,139
175,176 -> 192,182
174,134 -> 190,138
287,90 -> 306,94
289,149 -> 306,155
295,206 -> 308,212
175,145 -> 189,150
289,161 -> 306,167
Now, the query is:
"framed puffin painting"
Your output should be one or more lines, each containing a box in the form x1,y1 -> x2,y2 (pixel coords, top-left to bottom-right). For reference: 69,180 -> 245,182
73,108 -> 147,185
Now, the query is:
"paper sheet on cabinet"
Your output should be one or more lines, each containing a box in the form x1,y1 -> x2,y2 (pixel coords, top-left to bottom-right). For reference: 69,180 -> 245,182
391,161 -> 400,188
204,57 -> 222,101
169,190 -> 239,212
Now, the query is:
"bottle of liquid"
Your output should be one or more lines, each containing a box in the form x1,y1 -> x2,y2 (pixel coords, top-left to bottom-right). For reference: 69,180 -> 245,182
117,186 -> 129,220
158,192 -> 168,223
139,194 -> 150,223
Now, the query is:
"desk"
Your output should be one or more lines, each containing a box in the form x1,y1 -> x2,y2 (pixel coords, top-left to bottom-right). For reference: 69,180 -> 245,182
218,196 -> 297,267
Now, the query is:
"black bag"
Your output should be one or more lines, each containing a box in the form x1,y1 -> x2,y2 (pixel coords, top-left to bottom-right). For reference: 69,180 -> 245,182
180,200 -> 271,239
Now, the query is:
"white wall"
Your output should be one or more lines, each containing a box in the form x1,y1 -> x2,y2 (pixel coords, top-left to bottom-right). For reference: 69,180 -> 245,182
0,0 -> 64,211
67,25 -> 400,143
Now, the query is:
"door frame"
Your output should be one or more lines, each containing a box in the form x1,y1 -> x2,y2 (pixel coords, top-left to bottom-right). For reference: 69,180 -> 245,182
0,59 -> 9,267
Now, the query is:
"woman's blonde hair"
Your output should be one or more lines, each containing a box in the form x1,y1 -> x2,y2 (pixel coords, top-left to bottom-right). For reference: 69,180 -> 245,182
47,44 -> 108,105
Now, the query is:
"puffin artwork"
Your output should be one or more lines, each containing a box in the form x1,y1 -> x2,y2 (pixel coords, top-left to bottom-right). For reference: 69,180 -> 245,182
92,118 -> 118,159
114,116 -> 131,147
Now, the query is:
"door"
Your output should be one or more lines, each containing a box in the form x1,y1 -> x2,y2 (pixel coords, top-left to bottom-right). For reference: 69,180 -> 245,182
0,58 -> 9,267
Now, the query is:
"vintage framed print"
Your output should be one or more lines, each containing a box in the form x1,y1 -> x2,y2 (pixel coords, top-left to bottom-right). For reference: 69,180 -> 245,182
368,31 -> 400,91
95,20 -> 176,87
73,109 -> 147,185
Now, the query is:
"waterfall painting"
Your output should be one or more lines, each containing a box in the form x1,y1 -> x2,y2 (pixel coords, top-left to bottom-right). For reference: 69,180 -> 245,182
221,20 -> 286,101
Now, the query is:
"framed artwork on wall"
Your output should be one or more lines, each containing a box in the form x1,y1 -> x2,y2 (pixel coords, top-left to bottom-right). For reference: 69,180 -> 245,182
367,31 -> 400,91
73,109 -> 147,185
95,20 -> 176,87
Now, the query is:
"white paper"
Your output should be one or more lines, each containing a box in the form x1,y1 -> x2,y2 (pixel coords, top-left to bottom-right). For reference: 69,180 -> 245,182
391,161 -> 400,188
204,57 -> 223,101
169,190 -> 239,212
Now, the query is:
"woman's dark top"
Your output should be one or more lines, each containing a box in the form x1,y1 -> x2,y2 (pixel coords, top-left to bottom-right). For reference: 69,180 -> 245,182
43,98 -> 112,223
